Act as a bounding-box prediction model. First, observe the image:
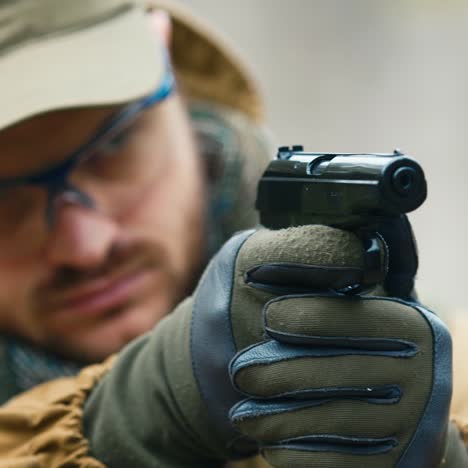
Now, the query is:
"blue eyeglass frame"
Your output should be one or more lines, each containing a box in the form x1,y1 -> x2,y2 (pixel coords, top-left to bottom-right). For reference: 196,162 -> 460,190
0,63 -> 176,227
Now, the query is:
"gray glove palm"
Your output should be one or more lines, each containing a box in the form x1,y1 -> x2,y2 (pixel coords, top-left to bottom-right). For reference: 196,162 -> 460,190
84,225 -> 462,468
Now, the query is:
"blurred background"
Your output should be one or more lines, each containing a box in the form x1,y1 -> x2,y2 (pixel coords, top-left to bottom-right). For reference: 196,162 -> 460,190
184,0 -> 468,312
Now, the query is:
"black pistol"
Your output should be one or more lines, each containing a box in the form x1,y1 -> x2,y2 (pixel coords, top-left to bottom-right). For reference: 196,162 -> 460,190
255,146 -> 427,299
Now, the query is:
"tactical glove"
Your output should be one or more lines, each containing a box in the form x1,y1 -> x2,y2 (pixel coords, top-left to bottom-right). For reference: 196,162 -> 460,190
84,225 -> 466,467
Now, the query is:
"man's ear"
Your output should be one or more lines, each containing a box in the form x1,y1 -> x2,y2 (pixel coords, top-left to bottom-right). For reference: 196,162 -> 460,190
148,9 -> 172,48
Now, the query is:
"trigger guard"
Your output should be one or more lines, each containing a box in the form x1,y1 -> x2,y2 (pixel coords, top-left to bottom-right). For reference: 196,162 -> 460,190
362,233 -> 389,287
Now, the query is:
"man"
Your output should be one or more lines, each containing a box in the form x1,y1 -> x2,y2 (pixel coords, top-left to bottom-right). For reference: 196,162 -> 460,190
0,1 -> 467,467
0,0 -> 268,379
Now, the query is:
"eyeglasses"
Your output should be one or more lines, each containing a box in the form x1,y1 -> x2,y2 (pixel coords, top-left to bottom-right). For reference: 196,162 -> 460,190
0,64 -> 176,262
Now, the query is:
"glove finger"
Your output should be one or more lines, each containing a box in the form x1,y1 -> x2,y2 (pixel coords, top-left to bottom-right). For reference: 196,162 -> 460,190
264,296 -> 431,346
244,228 -> 386,293
238,226 -> 364,274
239,225 -> 369,293
246,263 -> 365,293
231,225 -> 371,354
230,398 -> 405,441
230,341 -> 420,399
262,446 -> 394,468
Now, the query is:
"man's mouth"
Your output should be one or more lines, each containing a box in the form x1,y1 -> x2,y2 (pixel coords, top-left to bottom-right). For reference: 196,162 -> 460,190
49,268 -> 154,321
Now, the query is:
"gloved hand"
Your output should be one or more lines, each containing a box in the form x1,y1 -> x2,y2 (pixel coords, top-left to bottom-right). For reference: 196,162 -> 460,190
84,225 -> 465,468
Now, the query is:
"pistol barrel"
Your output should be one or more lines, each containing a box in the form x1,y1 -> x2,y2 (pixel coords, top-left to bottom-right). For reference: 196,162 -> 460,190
256,149 -> 427,229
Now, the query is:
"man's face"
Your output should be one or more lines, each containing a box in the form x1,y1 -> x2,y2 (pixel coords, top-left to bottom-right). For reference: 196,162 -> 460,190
0,93 -> 207,362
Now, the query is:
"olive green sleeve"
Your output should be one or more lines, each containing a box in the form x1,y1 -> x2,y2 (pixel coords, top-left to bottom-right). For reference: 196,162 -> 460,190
83,298 -> 227,468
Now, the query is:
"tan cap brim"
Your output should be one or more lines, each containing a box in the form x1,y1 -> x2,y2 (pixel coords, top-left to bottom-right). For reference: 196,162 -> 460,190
148,0 -> 264,122
0,5 -> 164,131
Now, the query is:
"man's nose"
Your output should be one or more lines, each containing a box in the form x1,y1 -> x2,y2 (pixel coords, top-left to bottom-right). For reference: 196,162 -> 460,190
45,203 -> 118,269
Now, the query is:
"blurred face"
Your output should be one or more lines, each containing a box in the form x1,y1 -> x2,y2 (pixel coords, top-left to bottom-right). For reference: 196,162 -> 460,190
0,93 -> 207,362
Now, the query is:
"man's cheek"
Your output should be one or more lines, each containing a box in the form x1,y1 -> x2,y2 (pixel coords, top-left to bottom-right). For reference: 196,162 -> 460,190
122,174 -> 197,249
0,263 -> 37,294
0,273 -> 36,331
131,185 -> 205,299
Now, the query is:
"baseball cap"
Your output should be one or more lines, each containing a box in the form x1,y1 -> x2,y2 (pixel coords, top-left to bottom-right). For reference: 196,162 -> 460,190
0,0 -> 164,131
0,0 -> 264,133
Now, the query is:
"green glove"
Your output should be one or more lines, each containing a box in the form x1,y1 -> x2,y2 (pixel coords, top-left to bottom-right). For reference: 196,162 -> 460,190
83,225 -> 465,467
